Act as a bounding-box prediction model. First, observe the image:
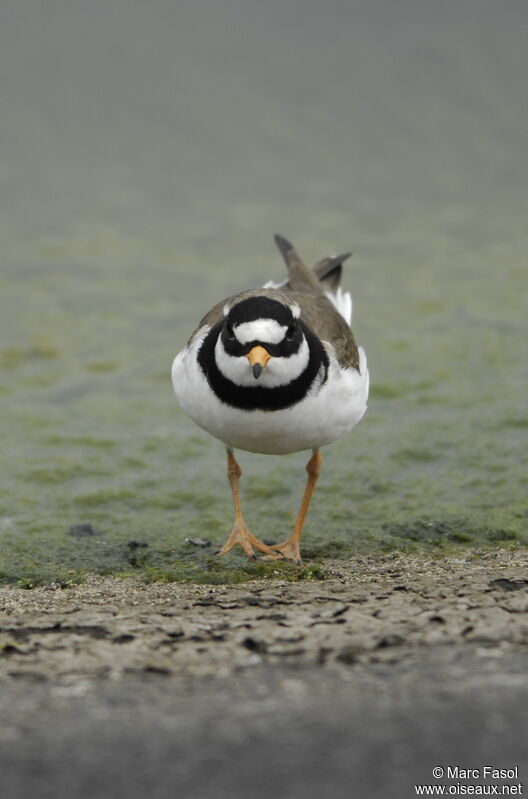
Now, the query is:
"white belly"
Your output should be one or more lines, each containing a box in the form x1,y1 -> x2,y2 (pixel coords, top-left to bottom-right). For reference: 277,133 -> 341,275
171,334 -> 369,455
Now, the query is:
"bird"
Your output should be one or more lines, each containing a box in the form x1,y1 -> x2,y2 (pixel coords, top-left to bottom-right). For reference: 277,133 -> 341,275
171,235 -> 369,564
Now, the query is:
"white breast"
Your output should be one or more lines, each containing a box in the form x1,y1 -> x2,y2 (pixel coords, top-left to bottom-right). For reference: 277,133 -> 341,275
172,329 -> 369,455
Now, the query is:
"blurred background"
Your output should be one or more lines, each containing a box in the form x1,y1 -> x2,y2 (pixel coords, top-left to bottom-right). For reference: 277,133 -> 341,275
1,0 -> 527,583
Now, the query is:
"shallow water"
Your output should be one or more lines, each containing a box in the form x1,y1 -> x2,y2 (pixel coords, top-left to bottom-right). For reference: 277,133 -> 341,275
1,1 -> 527,584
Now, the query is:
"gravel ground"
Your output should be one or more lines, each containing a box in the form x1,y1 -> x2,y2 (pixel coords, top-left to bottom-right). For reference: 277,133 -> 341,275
1,550 -> 527,798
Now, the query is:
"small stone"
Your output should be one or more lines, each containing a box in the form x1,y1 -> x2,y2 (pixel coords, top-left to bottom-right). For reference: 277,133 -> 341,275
241,636 -> 268,654
69,523 -> 97,538
185,537 -> 212,548
376,634 -> 405,649
165,627 -> 184,639
143,664 -> 171,675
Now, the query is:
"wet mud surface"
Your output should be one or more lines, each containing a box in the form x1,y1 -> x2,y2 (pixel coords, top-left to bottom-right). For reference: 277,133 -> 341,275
1,551 -> 527,798
1,550 -> 528,684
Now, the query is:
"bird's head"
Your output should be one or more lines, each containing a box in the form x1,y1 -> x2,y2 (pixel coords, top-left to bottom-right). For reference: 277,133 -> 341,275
215,295 -> 308,387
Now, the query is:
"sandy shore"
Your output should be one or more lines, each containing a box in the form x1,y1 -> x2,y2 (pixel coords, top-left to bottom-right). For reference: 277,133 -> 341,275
1,549 -> 527,683
1,549 -> 527,798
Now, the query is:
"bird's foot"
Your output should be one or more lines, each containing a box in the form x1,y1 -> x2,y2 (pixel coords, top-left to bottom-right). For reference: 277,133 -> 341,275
217,521 -> 277,560
260,539 -> 302,565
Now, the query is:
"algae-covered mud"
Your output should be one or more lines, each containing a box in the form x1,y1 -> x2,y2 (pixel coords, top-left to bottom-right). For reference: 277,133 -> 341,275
1,2 -> 527,585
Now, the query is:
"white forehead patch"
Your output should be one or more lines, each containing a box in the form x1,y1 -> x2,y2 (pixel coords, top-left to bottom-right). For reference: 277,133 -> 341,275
235,318 -> 288,345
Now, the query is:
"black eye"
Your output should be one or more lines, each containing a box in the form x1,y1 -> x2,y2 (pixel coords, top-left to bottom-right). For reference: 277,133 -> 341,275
225,322 -> 235,340
286,322 -> 297,341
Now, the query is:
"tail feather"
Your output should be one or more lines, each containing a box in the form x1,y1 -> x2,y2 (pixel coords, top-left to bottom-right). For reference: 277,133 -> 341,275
271,235 -> 354,325
313,252 -> 352,291
273,234 -> 322,293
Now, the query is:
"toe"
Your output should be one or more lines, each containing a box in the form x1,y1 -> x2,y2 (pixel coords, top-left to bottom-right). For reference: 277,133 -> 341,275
268,541 -> 302,563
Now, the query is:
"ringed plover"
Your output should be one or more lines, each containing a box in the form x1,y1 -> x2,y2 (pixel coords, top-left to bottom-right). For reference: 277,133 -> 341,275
171,235 -> 369,563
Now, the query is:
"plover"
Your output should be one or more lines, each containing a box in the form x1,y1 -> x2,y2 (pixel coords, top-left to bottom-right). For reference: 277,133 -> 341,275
171,235 -> 369,563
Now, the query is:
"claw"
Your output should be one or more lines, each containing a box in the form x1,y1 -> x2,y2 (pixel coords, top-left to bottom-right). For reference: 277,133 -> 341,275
217,521 -> 276,560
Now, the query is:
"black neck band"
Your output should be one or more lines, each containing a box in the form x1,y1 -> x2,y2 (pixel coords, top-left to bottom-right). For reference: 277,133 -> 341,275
197,322 -> 328,411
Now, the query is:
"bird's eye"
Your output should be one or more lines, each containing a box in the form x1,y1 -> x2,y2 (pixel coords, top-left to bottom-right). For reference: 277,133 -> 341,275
225,323 -> 235,341
286,322 -> 297,341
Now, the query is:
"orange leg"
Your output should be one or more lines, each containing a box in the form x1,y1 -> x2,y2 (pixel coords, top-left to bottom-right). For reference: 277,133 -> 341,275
265,449 -> 322,564
217,449 -> 277,560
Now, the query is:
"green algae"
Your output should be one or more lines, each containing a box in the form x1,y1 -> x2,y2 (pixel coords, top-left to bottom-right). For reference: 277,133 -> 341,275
1,513 -> 524,589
